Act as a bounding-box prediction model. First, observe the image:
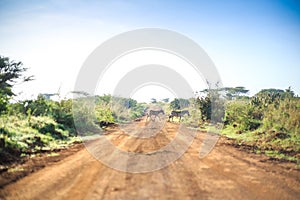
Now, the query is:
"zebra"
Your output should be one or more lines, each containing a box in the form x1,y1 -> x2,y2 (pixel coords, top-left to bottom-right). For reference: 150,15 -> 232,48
146,109 -> 165,121
168,110 -> 190,122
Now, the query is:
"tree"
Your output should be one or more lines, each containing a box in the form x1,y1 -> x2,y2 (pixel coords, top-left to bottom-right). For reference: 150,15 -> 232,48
195,89 -> 225,123
0,56 -> 33,113
161,98 -> 169,103
170,98 -> 180,110
95,105 -> 114,125
256,87 -> 296,100
196,96 -> 211,121
178,98 -> 190,108
255,88 -> 285,96
222,87 -> 249,100
251,87 -> 296,109
150,98 -> 157,103
170,98 -> 190,110
284,86 -> 295,98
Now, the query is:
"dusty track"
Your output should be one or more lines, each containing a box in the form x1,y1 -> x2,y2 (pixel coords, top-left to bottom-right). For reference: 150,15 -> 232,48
0,119 -> 299,200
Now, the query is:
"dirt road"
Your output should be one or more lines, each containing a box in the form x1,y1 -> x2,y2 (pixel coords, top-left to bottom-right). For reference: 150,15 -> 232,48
1,119 -> 299,199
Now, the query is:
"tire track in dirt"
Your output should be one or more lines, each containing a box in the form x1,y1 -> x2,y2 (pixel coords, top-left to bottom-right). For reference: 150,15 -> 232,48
201,146 -> 300,199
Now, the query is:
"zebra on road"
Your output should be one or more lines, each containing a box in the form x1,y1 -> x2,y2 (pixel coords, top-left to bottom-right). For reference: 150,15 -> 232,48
168,110 -> 190,122
146,109 -> 165,121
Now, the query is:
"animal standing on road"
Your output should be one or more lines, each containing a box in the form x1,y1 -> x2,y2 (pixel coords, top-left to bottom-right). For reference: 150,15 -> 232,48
146,109 -> 165,121
169,110 -> 190,122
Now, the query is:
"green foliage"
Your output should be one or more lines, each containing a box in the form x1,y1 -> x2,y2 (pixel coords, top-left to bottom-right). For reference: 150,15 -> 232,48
110,96 -> 145,123
130,103 -> 146,119
224,87 -> 299,134
222,86 -> 249,100
94,95 -> 115,125
95,105 -> 114,124
52,99 -> 74,130
170,98 -> 180,110
72,95 -> 145,132
221,87 -> 299,163
224,100 -> 261,131
194,90 -> 225,123
95,94 -> 112,105
170,98 -> 190,110
0,56 -> 33,113
221,126 -> 300,163
72,97 -> 99,134
262,98 -> 300,134
8,95 -> 75,133
161,98 -> 169,103
0,93 -> 9,114
150,98 -> 157,103
0,115 -> 79,164
196,96 -> 211,121
256,88 -> 285,96
182,105 -> 202,127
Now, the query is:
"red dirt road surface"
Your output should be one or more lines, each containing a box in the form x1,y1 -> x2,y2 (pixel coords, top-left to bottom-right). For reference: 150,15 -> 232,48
0,119 -> 299,200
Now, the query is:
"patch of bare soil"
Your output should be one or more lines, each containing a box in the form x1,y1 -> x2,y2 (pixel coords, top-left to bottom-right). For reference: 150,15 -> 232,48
0,142 -> 84,189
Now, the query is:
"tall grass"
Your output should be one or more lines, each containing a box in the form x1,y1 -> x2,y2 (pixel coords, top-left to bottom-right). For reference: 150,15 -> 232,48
263,98 -> 300,134
222,96 -> 300,163
0,115 -> 80,164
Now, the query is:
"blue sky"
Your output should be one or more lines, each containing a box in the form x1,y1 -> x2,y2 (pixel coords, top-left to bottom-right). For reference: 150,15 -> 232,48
0,0 -> 299,101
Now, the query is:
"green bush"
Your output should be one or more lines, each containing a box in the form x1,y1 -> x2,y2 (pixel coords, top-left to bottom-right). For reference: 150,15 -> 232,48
224,100 -> 261,131
0,115 -> 77,163
72,97 -> 99,134
110,96 -> 145,123
95,105 -> 114,124
262,98 -> 300,134
8,96 -> 75,130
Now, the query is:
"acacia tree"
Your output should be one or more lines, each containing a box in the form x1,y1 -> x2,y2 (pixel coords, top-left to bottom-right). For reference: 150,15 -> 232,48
0,56 -> 33,113
223,87 -> 249,100
161,98 -> 169,103
150,98 -> 157,103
